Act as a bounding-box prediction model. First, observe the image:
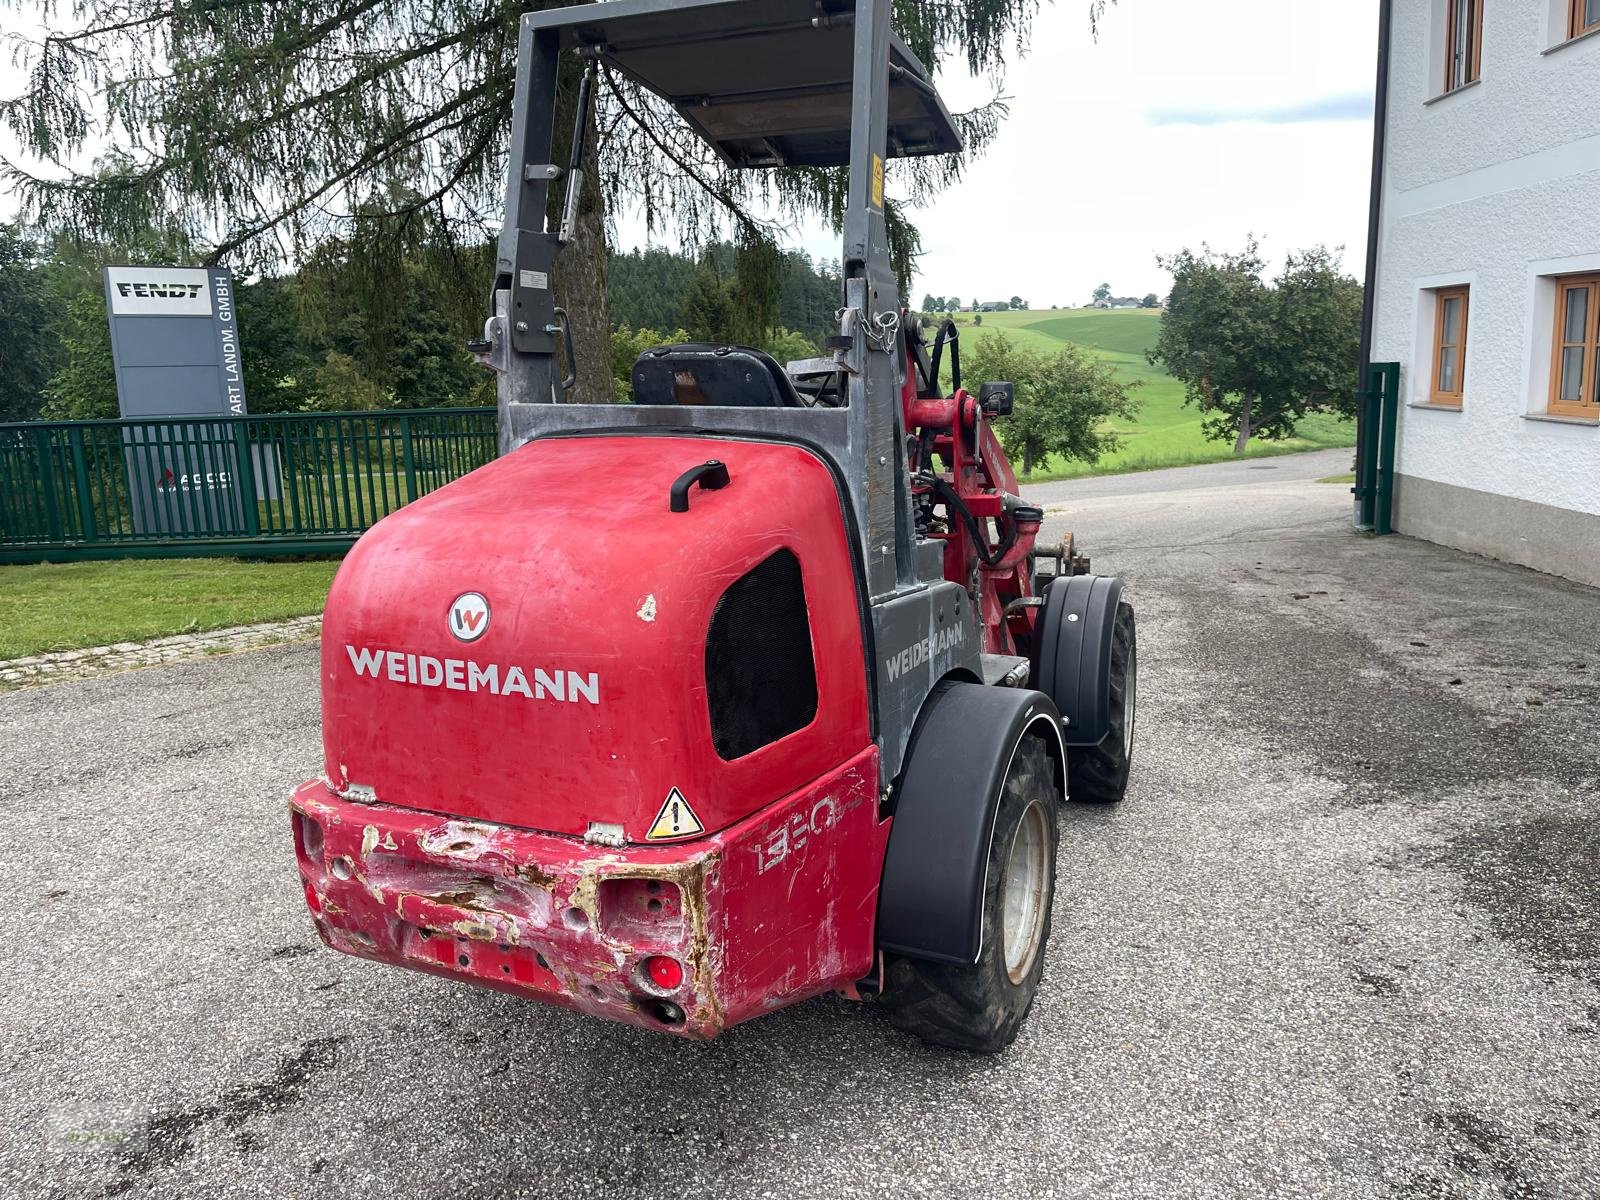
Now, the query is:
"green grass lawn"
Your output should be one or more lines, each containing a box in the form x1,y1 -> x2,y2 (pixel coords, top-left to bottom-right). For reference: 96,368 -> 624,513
0,558 -> 340,660
944,308 -> 1357,482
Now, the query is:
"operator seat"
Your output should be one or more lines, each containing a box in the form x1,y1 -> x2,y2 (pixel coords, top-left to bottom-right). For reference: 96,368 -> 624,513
632,342 -> 807,407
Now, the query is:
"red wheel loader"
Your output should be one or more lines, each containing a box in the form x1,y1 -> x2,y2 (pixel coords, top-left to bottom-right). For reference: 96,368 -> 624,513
290,0 -> 1137,1053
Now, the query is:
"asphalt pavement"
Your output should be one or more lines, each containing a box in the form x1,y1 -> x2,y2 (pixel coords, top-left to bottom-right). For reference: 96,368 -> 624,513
2,452 -> 1597,1199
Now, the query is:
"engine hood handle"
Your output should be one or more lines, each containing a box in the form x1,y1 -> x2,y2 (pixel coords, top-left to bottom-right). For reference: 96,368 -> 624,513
670,460 -> 731,512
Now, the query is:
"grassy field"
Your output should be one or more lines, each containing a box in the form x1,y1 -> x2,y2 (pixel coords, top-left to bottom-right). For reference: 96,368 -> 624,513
945,308 -> 1356,481
0,558 -> 340,660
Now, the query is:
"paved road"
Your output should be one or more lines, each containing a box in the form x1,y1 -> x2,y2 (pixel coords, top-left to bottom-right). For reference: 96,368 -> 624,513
1024,446 -> 1354,504
3,457 -> 1597,1199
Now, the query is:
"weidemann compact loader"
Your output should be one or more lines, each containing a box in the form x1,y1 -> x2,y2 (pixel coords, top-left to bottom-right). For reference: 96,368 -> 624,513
291,0 -> 1137,1052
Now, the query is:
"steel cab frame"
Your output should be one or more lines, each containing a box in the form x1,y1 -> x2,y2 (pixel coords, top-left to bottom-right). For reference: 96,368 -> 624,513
482,0 -> 987,788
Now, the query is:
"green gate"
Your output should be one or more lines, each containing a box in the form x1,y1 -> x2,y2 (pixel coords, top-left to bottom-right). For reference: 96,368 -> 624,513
0,408 -> 496,563
1354,362 -> 1400,535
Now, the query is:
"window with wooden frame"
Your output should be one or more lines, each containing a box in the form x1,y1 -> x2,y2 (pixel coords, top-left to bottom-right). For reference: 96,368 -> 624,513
1571,0 -> 1600,40
1430,287 -> 1469,407
1443,0 -> 1483,92
1551,275 -> 1600,419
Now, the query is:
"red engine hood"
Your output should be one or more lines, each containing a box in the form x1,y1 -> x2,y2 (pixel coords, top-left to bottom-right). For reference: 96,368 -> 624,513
319,434 -> 870,842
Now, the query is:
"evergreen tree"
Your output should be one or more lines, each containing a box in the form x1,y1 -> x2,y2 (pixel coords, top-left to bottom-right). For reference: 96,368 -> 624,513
608,248 -> 699,334
0,224 -> 64,421
42,291 -> 118,420
683,259 -> 737,345
2,1 -> 1117,402
386,265 -> 490,408
236,276 -> 317,414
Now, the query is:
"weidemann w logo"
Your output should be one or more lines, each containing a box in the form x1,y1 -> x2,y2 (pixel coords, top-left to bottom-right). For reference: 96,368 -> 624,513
448,592 -> 490,642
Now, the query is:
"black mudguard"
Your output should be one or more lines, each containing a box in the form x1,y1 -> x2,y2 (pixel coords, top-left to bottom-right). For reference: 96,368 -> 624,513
1033,574 -> 1125,749
876,682 -> 1065,966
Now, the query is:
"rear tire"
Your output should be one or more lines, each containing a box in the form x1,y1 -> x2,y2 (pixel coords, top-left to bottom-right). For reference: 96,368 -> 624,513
880,736 -> 1060,1054
1066,601 -> 1137,804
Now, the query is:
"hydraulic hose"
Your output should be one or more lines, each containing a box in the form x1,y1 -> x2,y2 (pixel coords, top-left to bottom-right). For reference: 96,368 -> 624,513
928,476 -> 1015,568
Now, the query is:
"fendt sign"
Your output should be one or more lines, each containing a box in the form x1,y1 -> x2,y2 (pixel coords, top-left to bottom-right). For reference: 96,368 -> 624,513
110,278 -> 207,308
104,266 -> 260,535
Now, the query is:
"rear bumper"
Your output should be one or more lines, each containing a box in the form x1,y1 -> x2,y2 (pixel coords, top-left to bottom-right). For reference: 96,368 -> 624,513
289,746 -> 885,1038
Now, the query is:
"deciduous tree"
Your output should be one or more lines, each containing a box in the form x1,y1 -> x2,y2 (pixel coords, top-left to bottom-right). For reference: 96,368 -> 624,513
967,330 -> 1141,475
1148,238 -> 1361,453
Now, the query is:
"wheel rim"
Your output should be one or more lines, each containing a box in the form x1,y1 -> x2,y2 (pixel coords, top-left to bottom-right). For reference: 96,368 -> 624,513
1002,798 -> 1049,984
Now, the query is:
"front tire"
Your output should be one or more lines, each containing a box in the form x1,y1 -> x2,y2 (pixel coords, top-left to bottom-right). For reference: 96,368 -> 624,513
1066,600 -> 1137,804
880,736 -> 1060,1053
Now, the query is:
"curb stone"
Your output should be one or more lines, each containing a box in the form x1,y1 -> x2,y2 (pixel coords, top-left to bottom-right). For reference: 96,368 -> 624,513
0,615 -> 323,690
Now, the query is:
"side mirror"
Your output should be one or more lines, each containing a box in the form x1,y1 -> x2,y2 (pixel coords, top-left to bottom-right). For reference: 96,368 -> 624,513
979,381 -> 1014,417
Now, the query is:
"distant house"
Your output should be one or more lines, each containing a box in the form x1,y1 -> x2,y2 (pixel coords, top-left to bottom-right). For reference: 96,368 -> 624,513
1366,0 -> 1600,586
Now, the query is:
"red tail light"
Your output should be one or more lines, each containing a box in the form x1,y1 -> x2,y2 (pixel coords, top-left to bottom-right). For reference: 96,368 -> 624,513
644,956 -> 684,991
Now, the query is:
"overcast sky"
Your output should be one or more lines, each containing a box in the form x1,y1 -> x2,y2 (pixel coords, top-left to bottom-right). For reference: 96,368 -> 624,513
895,0 -> 1379,305
620,0 -> 1380,306
2,0 -> 1378,306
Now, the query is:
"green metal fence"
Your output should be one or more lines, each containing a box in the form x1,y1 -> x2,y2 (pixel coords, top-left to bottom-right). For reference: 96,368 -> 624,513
0,408 -> 497,563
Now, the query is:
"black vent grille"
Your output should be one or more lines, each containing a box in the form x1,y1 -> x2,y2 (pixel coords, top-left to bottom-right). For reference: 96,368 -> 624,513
705,549 -> 818,760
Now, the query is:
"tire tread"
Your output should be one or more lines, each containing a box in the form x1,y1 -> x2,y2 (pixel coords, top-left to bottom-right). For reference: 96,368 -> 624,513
1065,601 -> 1136,804
881,738 -> 1059,1053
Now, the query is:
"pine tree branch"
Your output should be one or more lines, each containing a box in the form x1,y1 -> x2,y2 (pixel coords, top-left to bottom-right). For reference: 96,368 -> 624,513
600,67 -> 773,238
147,17 -> 504,155
21,0 -> 264,49
204,81 -> 502,261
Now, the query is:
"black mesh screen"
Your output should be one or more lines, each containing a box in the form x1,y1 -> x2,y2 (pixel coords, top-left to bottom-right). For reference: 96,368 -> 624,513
705,549 -> 819,760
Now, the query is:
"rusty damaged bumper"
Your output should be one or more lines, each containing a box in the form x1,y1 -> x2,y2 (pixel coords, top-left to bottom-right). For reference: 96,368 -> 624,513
289,747 -> 887,1038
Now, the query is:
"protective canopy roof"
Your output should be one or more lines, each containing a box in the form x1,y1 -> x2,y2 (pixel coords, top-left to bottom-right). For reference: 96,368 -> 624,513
528,0 -> 963,168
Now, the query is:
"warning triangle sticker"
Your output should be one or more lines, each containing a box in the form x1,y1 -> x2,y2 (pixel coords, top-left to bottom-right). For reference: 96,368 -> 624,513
646,787 -> 704,841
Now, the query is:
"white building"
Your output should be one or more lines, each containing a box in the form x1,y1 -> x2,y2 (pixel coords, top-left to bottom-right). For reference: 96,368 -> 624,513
1370,0 -> 1600,585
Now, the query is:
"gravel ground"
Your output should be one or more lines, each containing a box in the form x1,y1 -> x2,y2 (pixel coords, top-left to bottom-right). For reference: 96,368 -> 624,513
1,453 -> 1596,1199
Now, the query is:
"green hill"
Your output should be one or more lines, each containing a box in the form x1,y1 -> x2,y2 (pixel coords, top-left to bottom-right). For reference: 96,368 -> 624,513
941,308 -> 1356,481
